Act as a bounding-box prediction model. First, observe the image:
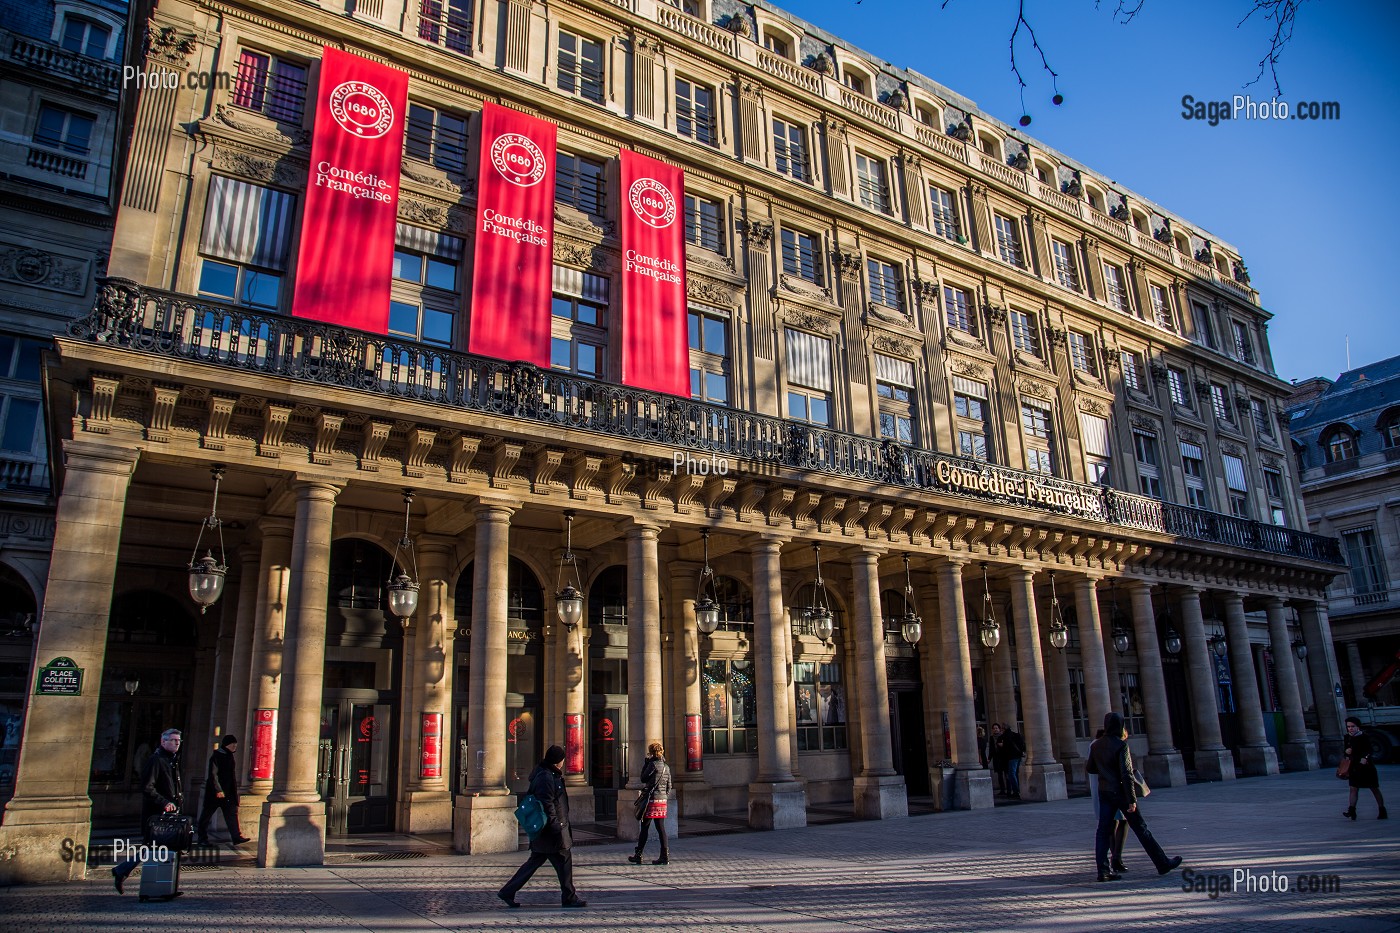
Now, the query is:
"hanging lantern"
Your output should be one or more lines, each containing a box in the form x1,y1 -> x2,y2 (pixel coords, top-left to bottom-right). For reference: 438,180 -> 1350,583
900,555 -> 922,645
555,511 -> 585,629
803,545 -> 835,642
387,490 -> 420,622
186,466 -> 228,614
1047,572 -> 1068,652
978,562 -> 1000,651
695,529 -> 723,634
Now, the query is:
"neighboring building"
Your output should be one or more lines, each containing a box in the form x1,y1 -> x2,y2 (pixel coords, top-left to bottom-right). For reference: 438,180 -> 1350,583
1287,355 -> 1400,754
0,0 -> 1344,883
0,0 -> 127,812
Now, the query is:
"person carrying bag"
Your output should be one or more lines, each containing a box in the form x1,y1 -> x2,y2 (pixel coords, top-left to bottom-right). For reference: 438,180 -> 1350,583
628,742 -> 672,865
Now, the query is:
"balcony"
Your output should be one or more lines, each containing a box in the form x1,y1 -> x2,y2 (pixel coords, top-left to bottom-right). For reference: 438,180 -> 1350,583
68,280 -> 1346,567
4,31 -> 120,97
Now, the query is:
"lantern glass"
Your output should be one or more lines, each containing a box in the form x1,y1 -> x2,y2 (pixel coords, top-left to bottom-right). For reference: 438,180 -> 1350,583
388,573 -> 420,619
1164,628 -> 1182,655
901,614 -> 922,645
1294,640 -> 1308,661
1112,628 -> 1131,655
811,608 -> 834,642
188,553 -> 227,612
980,619 -> 1000,650
695,597 -> 721,634
556,585 -> 584,629
1049,623 -> 1068,651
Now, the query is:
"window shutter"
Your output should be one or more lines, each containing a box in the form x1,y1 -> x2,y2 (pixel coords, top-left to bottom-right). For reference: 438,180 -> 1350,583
200,175 -> 295,270
395,223 -> 464,260
1223,454 -> 1248,491
1079,413 -> 1111,457
785,328 -> 832,391
874,353 -> 914,387
1179,442 -> 1204,461
952,375 -> 986,398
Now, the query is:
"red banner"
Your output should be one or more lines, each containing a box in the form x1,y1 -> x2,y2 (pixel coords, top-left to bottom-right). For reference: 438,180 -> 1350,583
250,708 -> 276,781
420,712 -> 442,779
620,149 -> 688,396
564,713 -> 583,775
685,713 -> 702,772
291,47 -> 408,333
468,102 -> 556,366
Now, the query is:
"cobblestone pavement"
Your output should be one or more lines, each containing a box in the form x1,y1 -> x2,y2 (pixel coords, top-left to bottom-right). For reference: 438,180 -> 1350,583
2,768 -> 1395,933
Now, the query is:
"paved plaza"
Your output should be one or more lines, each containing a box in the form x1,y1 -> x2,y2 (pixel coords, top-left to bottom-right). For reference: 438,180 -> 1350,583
1,768 -> 1395,933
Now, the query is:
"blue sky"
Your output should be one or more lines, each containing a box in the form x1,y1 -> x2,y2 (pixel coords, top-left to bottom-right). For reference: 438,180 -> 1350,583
780,0 -> 1400,383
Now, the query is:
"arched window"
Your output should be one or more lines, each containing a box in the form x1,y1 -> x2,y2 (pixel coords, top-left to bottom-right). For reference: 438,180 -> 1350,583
1323,426 -> 1358,463
1378,408 -> 1400,450
1292,439 -> 1307,473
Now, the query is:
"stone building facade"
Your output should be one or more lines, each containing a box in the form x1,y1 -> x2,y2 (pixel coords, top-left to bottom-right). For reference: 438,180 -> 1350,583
0,0 -> 1345,883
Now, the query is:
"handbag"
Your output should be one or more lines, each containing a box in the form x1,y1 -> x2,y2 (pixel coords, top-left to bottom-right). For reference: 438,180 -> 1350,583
147,813 -> 193,852
513,794 -> 547,838
1336,757 -> 1352,780
1132,768 -> 1150,798
633,793 -> 650,822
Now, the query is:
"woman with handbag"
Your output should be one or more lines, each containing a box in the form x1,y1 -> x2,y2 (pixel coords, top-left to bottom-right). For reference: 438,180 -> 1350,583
1086,713 -> 1182,882
1342,716 -> 1387,820
628,742 -> 672,865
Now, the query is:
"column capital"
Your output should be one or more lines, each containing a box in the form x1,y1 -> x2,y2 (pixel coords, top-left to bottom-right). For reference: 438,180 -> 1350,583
60,438 -> 141,475
257,515 -> 295,537
470,496 -> 518,520
289,474 -> 344,492
750,532 -> 791,551
627,519 -> 667,538
1261,595 -> 1287,609
856,545 -> 886,560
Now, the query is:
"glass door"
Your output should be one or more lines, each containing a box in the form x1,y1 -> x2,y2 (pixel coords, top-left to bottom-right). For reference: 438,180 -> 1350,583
319,700 -> 394,833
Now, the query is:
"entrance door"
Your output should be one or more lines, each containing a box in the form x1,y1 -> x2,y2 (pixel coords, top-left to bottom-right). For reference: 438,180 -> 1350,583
318,701 -> 394,833
1161,659 -> 1196,769
590,702 -> 626,821
891,690 -> 931,796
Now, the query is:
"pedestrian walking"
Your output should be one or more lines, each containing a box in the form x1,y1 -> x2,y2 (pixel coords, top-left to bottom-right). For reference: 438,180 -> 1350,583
497,745 -> 587,909
1341,716 -> 1387,820
628,741 -> 673,865
1087,728 -> 1128,873
989,723 -> 1009,796
112,728 -> 184,894
1001,723 -> 1025,799
1087,713 -> 1182,882
197,735 -> 249,846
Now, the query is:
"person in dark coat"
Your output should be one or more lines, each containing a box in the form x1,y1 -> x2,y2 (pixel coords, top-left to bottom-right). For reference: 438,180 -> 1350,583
1088,728 -> 1128,873
988,723 -> 1009,796
112,727 -> 184,894
498,745 -> 586,908
629,741 -> 673,865
1001,723 -> 1026,799
1342,716 -> 1387,820
1086,712 -> 1183,882
198,734 -> 249,845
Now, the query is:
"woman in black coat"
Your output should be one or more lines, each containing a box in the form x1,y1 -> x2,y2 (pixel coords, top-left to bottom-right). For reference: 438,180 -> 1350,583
1342,716 -> 1387,820
629,741 -> 673,865
497,745 -> 587,908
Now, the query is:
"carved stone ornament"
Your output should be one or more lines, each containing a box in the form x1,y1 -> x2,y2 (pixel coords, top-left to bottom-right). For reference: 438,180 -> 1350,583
778,274 -> 833,303
837,249 -> 863,279
1177,427 -> 1202,445
866,301 -> 910,325
949,359 -> 988,380
398,197 -> 449,229
1045,323 -> 1068,346
211,146 -> 303,187
983,304 -> 1007,325
0,247 -> 86,294
1017,377 -> 1053,399
554,242 -> 595,268
944,327 -> 983,350
782,306 -> 837,333
145,22 -> 198,66
401,162 -> 465,193
1130,414 -> 1159,432
724,14 -> 752,37
688,275 -> 737,306
913,279 -> 941,304
872,332 -> 916,357
213,105 -> 311,148
1078,398 -> 1107,416
1261,454 -> 1281,470
739,219 -> 774,250
1221,441 -> 1244,457
810,52 -> 834,75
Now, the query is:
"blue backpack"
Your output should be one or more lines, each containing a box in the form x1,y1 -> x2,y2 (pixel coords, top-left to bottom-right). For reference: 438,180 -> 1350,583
514,794 -> 547,838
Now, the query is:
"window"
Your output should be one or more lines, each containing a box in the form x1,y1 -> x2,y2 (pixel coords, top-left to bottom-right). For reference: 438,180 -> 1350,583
556,30 -> 605,103
915,103 -> 938,127
688,307 -> 730,404
0,336 -> 47,468
1263,468 -> 1286,526
929,185 -> 960,240
994,213 -> 1024,267
1010,310 -> 1040,356
772,118 -> 809,182
404,104 -> 467,174
1167,366 -> 1189,407
855,153 -> 890,213
875,354 -> 916,445
1150,284 -> 1174,331
1134,430 -> 1162,499
232,50 -> 308,124
781,228 -> 822,284
1192,300 -> 1219,350
842,69 -> 867,96
702,659 -> 758,754
197,176 -> 295,310
1231,320 -> 1256,364
675,78 -> 717,146
1121,673 -> 1146,736
1250,398 -> 1274,439
1222,453 -> 1250,517
1103,262 -> 1129,312
1069,331 -> 1097,376
61,17 -> 111,58
1181,442 -> 1209,510
1324,427 -> 1358,463
1121,351 -> 1142,391
1210,383 -> 1231,423
551,267 -> 610,378
663,0 -> 701,14
763,32 -> 791,59
1069,668 -> 1090,739
953,376 -> 990,461
1021,399 -> 1055,475
794,661 -> 847,751
1383,412 -> 1400,449
389,225 -> 463,347
1052,239 -> 1079,290
684,194 -> 724,253
1341,527 -> 1389,602
1080,412 -> 1112,485
867,259 -> 901,310
417,0 -> 472,54
785,328 -> 832,426
555,152 -> 605,215
943,285 -> 976,336
33,104 -> 94,155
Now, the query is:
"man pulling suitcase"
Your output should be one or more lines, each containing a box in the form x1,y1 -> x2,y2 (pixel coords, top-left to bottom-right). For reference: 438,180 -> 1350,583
113,727 -> 189,898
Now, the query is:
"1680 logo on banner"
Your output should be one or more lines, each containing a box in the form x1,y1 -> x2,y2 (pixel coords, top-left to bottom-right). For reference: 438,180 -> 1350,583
328,81 -> 395,138
491,133 -> 547,187
629,177 -> 677,228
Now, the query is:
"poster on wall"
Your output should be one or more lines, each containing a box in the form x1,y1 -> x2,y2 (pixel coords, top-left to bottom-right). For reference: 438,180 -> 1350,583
250,708 -> 277,781
684,713 -> 702,772
564,713 -> 583,775
420,712 -> 442,779
618,149 -> 688,396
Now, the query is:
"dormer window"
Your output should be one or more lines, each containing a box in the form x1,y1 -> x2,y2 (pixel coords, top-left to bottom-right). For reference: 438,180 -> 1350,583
978,133 -> 1000,160
1323,426 -> 1358,463
1087,188 -> 1105,213
843,69 -> 869,96
915,103 -> 937,127
764,32 -> 791,59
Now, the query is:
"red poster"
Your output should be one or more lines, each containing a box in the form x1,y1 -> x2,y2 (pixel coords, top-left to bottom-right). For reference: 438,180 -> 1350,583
250,708 -> 276,781
291,47 -> 408,333
468,102 -> 556,366
619,149 -> 688,396
685,713 -> 702,772
420,712 -> 442,779
564,713 -> 583,775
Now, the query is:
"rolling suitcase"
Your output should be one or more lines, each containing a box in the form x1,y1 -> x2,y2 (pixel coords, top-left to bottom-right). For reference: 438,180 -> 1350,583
137,851 -> 181,902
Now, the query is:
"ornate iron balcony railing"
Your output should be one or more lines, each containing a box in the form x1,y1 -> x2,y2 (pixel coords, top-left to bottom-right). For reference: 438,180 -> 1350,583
70,279 -> 1345,567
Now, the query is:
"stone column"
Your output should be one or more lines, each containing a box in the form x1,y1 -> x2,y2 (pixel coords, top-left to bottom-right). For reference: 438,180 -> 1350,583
239,517 -> 293,841
1126,583 -> 1185,787
0,442 -> 138,884
988,601 -> 1016,728
223,547 -> 261,762
398,538 -> 455,833
619,522 -> 665,842
562,560 -> 594,823
1221,592 -> 1279,776
1073,576 -> 1113,731
258,480 -> 340,868
205,568 -> 241,750
1264,598 -> 1317,771
1176,587 -> 1235,780
916,578 -> 950,800
850,548 -> 907,819
1298,600 -> 1345,765
1040,598 -> 1081,783
748,536 -> 805,829
936,559 -> 993,809
1006,567 -> 1066,801
1344,642 -> 1367,708
453,499 -> 518,853
670,562 -> 712,816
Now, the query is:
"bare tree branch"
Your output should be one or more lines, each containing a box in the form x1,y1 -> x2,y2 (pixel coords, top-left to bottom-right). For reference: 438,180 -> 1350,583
1239,0 -> 1304,96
